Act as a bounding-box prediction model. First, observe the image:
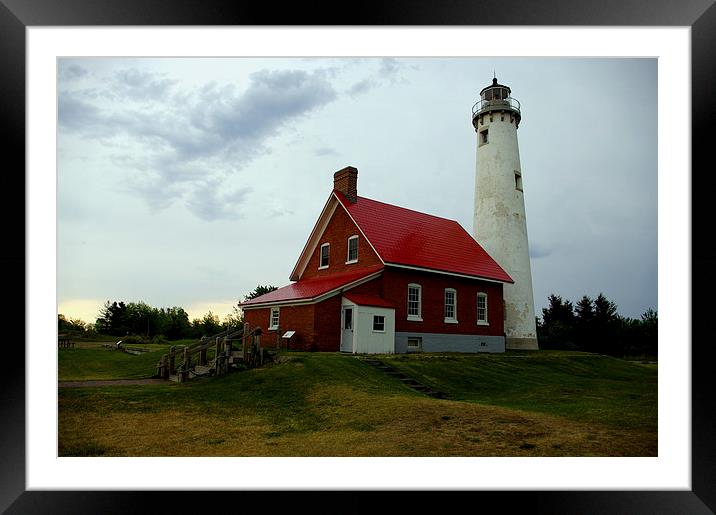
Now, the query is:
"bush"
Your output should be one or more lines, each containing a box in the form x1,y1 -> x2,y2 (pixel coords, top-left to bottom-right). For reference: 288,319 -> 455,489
120,334 -> 150,346
150,334 -> 167,345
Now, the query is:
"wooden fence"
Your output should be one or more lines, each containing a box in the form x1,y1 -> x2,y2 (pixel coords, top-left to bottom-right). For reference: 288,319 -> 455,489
156,324 -> 266,382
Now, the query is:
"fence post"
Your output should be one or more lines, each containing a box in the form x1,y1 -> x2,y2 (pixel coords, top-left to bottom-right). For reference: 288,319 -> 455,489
183,346 -> 190,373
168,346 -> 176,375
243,323 -> 250,363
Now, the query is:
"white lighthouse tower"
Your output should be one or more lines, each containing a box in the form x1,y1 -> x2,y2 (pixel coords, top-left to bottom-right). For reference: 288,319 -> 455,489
472,77 -> 539,350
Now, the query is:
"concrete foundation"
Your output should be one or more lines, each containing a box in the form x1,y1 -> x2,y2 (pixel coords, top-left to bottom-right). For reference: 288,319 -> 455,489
505,337 -> 539,350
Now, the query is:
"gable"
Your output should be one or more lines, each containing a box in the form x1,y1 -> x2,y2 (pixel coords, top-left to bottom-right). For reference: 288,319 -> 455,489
290,193 -> 383,281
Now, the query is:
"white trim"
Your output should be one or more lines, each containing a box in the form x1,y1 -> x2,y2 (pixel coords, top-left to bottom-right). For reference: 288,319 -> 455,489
477,292 -> 489,325
346,234 -> 359,264
239,270 -> 383,309
333,192 -> 385,266
319,242 -> 330,269
407,283 -> 422,321
372,314 -> 386,333
385,262 -> 511,284
290,194 -> 338,281
269,307 -> 280,330
444,287 -> 458,323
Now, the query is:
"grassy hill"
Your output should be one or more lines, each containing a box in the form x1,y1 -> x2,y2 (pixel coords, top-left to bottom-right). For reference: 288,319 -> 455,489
58,350 -> 657,457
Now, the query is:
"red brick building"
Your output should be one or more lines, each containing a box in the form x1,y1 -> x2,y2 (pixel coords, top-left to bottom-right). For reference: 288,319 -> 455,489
239,167 -> 513,353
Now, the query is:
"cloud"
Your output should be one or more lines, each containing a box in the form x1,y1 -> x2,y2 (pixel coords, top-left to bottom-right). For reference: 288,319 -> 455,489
378,57 -> 402,81
315,147 -> 339,157
184,181 -> 252,221
59,63 -> 88,81
345,58 -> 408,96
529,242 -> 552,259
105,68 -> 178,102
59,67 -> 338,220
347,79 -> 376,97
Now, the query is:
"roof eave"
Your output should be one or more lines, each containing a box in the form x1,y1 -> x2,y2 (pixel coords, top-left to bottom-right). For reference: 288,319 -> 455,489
384,262 -> 513,284
239,269 -> 384,309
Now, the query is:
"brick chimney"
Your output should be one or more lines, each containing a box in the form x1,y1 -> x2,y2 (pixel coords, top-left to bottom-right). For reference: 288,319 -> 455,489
333,166 -> 358,203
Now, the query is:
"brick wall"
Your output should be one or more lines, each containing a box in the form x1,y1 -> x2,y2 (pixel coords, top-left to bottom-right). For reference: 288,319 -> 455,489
301,203 -> 382,280
383,267 -> 504,336
243,304 -> 316,351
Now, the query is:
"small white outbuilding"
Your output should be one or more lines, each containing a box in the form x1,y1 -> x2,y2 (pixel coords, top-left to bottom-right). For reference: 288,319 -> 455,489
340,293 -> 396,354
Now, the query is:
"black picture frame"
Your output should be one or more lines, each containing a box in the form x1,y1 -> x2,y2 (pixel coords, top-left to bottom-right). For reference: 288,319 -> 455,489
3,1 -> 713,513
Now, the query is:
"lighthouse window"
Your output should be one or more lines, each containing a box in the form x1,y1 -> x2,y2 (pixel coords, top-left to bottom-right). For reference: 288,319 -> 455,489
493,88 -> 502,100
515,171 -> 523,191
480,128 -> 489,146
484,89 -> 493,101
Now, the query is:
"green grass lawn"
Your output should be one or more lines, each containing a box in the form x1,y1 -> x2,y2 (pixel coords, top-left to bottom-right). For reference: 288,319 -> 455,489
59,343 -> 171,380
58,350 -> 657,457
380,351 -> 657,430
59,339 -> 221,381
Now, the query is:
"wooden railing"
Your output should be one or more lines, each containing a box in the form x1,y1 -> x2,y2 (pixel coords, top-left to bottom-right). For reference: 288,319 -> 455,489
155,324 -> 267,382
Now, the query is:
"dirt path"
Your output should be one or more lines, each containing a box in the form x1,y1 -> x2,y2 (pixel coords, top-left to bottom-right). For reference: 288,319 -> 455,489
59,378 -> 167,388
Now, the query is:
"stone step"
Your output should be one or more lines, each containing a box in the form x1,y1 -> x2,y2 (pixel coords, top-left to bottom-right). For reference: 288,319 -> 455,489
358,356 -> 448,399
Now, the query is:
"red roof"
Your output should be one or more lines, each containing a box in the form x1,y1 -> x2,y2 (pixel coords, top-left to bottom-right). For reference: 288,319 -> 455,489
333,191 -> 513,283
343,293 -> 395,309
240,265 -> 383,307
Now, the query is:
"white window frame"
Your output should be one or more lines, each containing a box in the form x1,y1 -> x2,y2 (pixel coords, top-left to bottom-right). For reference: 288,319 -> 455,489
372,315 -> 386,333
444,288 -> 458,323
477,292 -> 489,325
269,307 -> 280,330
319,242 -> 330,269
407,336 -> 422,351
407,283 -> 423,321
346,235 -> 359,264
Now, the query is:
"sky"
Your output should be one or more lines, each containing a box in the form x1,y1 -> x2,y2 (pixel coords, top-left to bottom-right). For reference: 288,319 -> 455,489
57,57 -> 657,324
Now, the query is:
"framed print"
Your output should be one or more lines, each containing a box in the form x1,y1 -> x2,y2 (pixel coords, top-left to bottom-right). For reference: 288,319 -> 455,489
3,0 -> 715,512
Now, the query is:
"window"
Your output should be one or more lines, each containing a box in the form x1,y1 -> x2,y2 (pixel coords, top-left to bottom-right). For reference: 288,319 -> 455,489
373,315 -> 385,332
515,171 -> 523,191
269,307 -> 280,330
346,235 -> 359,263
407,284 -> 422,321
479,128 -> 489,146
444,288 -> 457,323
319,243 -> 330,269
477,293 -> 488,325
344,308 -> 353,330
407,337 -> 422,351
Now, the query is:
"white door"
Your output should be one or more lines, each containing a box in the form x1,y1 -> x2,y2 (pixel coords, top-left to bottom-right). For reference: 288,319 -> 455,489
340,307 -> 354,352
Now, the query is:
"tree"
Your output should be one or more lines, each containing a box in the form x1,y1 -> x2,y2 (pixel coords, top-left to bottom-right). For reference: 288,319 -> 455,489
223,305 -> 244,331
638,308 -> 658,358
191,311 -> 222,337
590,293 -> 622,355
244,285 -> 278,301
574,295 -> 595,352
58,314 -> 88,334
538,294 -> 576,349
95,301 -> 129,335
